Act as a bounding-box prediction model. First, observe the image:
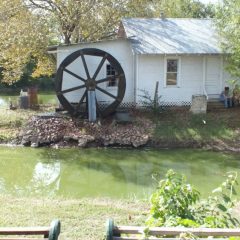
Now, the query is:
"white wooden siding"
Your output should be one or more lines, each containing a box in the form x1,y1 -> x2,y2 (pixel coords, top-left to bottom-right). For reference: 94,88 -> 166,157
137,55 -> 204,105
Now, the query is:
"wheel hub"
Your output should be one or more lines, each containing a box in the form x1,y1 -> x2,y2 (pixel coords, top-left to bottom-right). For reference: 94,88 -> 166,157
86,78 -> 96,90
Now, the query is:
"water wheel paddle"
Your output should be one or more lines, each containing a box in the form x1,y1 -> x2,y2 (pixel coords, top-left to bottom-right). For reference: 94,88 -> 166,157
55,48 -> 126,117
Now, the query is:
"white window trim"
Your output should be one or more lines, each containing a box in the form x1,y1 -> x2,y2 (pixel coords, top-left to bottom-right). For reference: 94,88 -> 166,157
164,56 -> 181,88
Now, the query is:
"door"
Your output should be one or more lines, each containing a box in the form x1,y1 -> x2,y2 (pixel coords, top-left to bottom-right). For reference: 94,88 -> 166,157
205,56 -> 222,96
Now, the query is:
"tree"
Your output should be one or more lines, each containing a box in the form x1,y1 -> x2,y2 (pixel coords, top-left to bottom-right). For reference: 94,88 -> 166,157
216,0 -> 240,78
26,0 -> 131,44
0,0 -> 54,84
142,0 -> 215,18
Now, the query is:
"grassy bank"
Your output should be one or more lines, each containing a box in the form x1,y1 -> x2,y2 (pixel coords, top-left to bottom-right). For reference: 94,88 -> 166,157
0,196 -> 147,240
0,106 -> 55,142
0,109 -> 34,142
1,106 -> 240,149
153,108 -> 240,143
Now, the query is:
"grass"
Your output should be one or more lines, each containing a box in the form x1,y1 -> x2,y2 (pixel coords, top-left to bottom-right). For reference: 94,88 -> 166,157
153,108 -> 240,143
0,196 -> 148,240
0,106 -> 55,142
0,109 -> 36,142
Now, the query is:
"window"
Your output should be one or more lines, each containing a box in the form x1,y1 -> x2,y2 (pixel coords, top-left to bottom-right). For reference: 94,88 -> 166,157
166,59 -> 179,86
106,64 -> 118,87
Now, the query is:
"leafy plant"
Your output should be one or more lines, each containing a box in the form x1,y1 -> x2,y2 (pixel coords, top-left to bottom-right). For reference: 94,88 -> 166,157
146,170 -> 200,227
193,172 -> 239,228
147,170 -> 239,228
138,89 -> 163,115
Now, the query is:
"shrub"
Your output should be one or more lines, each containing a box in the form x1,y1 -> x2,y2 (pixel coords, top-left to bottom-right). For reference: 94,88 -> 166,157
146,170 -> 239,228
138,88 -> 163,115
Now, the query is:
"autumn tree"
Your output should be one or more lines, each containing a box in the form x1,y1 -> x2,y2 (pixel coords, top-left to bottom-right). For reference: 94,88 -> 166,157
0,0 -> 54,84
26,0 -> 131,44
216,0 -> 240,78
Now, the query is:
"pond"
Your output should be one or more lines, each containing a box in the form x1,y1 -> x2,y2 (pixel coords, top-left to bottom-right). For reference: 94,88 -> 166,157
0,92 -> 57,108
0,146 -> 239,199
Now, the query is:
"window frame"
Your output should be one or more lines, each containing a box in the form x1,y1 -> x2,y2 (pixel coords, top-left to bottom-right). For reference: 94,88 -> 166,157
164,57 -> 181,88
106,64 -> 118,88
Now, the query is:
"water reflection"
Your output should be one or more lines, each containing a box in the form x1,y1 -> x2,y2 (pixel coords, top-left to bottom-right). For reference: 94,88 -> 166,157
0,147 -> 239,199
31,162 -> 61,196
0,94 -> 57,108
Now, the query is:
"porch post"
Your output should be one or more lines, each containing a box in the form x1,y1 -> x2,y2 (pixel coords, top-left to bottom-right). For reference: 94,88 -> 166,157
202,55 -> 207,98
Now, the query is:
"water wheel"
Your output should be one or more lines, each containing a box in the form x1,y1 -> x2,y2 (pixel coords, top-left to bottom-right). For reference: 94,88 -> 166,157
55,48 -> 126,117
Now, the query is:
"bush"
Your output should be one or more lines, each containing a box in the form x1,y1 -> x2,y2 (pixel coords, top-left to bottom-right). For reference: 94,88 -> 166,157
147,170 -> 239,228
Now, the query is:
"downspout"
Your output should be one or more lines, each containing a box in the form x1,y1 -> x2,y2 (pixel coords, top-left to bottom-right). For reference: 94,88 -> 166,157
220,56 -> 224,92
134,53 -> 139,105
133,52 -> 136,105
203,55 -> 208,99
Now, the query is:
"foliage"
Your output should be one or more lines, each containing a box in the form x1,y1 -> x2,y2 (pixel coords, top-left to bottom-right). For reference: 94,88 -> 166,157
147,170 -> 239,228
147,0 -> 216,18
0,0 -> 55,84
138,88 -> 163,115
193,172 -> 239,228
26,0 -> 129,44
215,0 -> 240,78
146,170 -> 200,227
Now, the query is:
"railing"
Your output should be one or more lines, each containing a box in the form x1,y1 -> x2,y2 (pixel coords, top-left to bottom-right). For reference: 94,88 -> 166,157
106,219 -> 240,240
0,220 -> 60,240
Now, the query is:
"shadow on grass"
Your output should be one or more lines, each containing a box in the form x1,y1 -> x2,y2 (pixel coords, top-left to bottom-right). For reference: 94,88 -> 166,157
154,112 -> 237,142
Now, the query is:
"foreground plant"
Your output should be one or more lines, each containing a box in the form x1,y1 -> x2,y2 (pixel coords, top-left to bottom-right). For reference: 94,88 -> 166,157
147,170 -> 239,228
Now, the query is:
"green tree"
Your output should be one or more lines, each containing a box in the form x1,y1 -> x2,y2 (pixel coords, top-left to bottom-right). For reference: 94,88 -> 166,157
26,0 -> 130,44
0,0 -> 54,84
148,0 -> 215,18
216,0 -> 240,78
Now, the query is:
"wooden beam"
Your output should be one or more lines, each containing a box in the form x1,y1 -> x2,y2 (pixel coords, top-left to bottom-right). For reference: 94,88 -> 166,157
114,226 -> 240,237
0,238 -> 48,240
0,227 -> 49,235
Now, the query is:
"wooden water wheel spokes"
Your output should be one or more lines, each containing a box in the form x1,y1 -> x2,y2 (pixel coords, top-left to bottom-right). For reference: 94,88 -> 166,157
55,48 -> 126,117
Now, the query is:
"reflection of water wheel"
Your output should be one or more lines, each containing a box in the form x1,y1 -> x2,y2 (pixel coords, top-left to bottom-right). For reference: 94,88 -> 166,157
55,48 -> 126,117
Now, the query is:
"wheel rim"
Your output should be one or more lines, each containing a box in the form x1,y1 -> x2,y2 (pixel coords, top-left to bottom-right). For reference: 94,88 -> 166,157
55,48 -> 126,117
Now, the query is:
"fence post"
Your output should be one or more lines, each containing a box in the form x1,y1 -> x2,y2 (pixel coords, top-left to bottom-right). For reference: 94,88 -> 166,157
48,220 -> 61,240
106,219 -> 114,240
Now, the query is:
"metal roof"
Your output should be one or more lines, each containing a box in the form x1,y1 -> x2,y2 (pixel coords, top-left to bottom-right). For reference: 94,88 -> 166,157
122,18 -> 222,55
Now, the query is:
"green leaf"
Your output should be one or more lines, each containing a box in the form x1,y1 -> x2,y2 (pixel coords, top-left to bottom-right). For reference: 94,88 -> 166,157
223,194 -> 231,203
217,204 -> 227,212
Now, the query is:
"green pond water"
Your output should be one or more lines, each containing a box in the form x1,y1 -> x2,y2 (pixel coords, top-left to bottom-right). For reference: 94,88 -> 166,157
0,146 -> 240,199
0,93 -> 57,107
